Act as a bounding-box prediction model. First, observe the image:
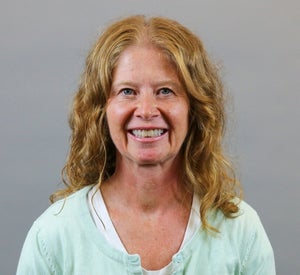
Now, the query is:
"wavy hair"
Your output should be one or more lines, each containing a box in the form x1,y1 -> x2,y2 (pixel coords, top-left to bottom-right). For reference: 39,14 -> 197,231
51,15 -> 242,231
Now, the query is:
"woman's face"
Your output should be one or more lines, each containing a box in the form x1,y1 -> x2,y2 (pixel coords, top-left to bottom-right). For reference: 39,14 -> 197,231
106,44 -> 189,167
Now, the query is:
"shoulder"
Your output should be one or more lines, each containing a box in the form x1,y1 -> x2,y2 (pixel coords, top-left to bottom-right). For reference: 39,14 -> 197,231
29,186 -> 93,241
231,199 -> 262,227
210,199 -> 270,246
17,186 -> 93,274
37,186 -> 91,221
22,186 -> 93,259
207,198 -> 273,254
209,199 -> 263,231
209,199 -> 275,273
231,199 -> 269,239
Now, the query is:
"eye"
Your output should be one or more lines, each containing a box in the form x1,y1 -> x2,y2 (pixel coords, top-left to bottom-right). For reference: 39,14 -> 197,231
158,88 -> 173,96
120,88 -> 135,96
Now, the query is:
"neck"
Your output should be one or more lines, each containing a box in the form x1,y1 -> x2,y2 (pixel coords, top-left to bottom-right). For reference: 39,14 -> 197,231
101,157 -> 191,212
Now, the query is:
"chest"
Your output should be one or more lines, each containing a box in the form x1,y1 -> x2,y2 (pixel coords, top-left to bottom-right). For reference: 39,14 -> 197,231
110,208 -> 190,270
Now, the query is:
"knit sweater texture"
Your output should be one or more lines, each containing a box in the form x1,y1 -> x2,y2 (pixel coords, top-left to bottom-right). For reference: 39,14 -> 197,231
17,186 -> 275,274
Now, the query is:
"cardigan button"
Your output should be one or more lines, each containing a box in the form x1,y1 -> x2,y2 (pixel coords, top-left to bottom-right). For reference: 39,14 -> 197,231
128,255 -> 140,264
174,254 -> 183,263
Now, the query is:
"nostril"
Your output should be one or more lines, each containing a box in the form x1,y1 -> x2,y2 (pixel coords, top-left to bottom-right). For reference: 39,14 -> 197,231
135,102 -> 159,119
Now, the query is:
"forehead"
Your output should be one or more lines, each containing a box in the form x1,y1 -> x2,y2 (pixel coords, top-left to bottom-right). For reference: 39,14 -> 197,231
112,44 -> 180,84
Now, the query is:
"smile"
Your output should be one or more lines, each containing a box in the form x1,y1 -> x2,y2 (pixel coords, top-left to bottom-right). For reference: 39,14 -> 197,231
131,129 -> 166,138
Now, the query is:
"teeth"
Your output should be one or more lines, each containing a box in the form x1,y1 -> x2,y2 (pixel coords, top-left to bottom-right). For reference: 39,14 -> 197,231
132,129 -> 165,138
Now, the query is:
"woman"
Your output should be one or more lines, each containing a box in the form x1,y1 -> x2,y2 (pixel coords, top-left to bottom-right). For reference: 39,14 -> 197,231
17,15 -> 275,274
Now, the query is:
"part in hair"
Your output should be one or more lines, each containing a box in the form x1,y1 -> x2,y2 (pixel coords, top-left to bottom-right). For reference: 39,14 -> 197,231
50,15 -> 242,232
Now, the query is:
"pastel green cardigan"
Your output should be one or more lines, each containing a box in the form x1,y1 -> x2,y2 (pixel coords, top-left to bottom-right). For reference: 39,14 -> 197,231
17,186 -> 275,274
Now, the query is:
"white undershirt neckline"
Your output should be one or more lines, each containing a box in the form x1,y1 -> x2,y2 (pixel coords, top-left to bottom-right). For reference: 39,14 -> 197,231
87,185 -> 200,275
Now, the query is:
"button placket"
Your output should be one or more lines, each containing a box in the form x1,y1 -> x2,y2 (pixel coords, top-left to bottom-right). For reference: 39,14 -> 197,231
172,253 -> 184,274
127,255 -> 143,275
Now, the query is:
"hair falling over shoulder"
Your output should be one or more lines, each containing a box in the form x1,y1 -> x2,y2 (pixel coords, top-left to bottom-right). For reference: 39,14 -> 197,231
50,15 -> 242,232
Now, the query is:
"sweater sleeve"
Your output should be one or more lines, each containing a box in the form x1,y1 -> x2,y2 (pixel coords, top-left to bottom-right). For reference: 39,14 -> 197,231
16,222 -> 58,275
241,213 -> 276,275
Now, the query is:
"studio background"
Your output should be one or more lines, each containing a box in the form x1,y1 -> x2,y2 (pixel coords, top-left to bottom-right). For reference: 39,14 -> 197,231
1,0 -> 299,274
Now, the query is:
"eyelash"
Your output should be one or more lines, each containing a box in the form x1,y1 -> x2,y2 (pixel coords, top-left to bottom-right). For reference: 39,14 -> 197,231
118,87 -> 174,96
120,88 -> 135,96
158,88 -> 173,95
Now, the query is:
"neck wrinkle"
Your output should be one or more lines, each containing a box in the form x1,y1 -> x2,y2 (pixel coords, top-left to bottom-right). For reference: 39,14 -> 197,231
102,156 -> 191,213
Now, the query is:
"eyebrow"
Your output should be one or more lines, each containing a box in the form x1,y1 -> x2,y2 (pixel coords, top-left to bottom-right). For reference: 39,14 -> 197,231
111,80 -> 183,90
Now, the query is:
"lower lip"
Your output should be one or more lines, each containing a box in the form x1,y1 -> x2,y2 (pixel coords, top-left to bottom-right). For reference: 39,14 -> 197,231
128,131 -> 168,142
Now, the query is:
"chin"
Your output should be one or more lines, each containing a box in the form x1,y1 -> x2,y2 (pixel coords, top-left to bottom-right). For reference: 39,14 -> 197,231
135,157 -> 162,166
133,153 -> 175,166
129,153 -> 162,165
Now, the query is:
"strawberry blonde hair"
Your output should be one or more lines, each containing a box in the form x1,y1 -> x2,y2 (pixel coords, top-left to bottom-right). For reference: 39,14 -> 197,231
51,15 -> 242,231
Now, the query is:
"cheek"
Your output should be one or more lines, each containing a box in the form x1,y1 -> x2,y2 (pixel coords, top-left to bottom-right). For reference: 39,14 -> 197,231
106,102 -> 130,135
170,103 -> 189,127
107,103 -> 121,126
105,109 -> 124,149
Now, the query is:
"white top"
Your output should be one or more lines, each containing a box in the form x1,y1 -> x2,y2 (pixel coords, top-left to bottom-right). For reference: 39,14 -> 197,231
18,186 -> 276,274
88,185 -> 200,275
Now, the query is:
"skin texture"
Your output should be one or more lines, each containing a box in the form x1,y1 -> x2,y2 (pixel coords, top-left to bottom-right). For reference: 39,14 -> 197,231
102,44 -> 192,270
49,15 -> 243,271
106,44 -> 189,168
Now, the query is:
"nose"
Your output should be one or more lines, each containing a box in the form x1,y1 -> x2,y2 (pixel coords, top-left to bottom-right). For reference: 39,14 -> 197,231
135,92 -> 159,119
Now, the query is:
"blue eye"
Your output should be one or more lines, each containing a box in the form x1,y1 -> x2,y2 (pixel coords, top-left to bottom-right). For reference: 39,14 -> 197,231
159,88 -> 173,95
121,88 -> 134,96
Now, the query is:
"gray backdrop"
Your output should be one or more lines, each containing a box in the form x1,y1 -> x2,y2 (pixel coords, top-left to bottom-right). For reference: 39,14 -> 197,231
1,0 -> 299,274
